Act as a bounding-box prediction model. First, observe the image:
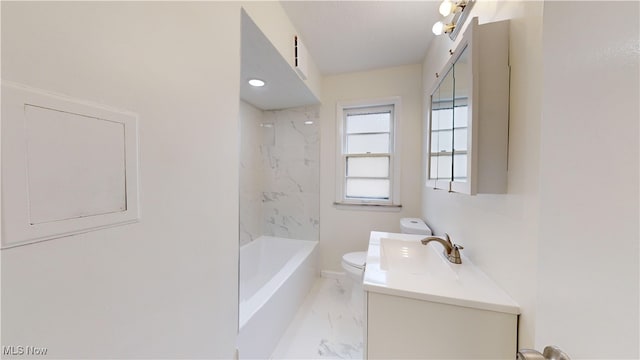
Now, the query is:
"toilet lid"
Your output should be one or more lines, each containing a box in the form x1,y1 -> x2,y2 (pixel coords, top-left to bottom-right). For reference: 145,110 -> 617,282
342,251 -> 366,269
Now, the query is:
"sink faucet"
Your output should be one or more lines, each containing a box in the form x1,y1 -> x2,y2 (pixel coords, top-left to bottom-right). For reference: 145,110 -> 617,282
420,233 -> 464,264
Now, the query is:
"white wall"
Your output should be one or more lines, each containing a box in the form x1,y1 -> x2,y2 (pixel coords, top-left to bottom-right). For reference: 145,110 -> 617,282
319,64 -> 423,271
1,2 -> 240,358
537,2 -> 639,358
422,0 -> 640,356
422,0 -> 543,347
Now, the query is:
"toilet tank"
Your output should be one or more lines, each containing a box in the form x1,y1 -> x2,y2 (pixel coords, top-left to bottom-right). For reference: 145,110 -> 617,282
400,218 -> 432,235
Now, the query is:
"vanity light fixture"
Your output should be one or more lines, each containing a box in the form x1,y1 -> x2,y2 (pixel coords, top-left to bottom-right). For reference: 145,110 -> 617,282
432,21 -> 455,36
439,0 -> 466,17
248,78 -> 265,87
432,0 -> 475,39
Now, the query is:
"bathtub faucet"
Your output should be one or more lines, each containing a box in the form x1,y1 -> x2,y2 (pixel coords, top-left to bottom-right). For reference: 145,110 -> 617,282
420,233 -> 463,264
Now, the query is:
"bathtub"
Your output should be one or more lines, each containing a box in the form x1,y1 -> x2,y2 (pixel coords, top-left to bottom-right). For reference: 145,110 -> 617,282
238,236 -> 318,359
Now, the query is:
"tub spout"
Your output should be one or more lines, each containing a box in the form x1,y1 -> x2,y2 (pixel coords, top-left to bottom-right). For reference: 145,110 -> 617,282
420,233 -> 463,264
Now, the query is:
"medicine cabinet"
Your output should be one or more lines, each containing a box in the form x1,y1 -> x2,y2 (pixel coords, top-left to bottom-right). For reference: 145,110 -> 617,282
425,18 -> 510,195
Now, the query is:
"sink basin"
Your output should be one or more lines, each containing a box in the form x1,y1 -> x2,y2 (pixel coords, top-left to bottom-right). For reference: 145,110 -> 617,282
379,237 -> 451,275
363,231 -> 519,315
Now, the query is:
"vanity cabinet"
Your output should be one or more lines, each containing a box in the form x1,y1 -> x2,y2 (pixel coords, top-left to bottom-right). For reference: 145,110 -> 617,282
362,232 -> 520,360
426,18 -> 510,194
366,292 -> 518,359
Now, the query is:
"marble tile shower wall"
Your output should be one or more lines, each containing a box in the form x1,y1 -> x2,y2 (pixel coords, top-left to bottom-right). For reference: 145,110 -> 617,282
239,101 -> 320,246
239,101 -> 265,246
261,106 -> 320,241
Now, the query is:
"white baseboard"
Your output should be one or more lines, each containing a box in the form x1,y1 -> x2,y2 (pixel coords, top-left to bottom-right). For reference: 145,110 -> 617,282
320,270 -> 346,279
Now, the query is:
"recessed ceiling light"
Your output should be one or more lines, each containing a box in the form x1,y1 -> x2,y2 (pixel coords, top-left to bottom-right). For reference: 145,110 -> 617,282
248,79 -> 265,87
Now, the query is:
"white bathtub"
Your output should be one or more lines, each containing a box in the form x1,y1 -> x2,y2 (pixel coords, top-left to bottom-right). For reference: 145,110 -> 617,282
238,236 -> 318,359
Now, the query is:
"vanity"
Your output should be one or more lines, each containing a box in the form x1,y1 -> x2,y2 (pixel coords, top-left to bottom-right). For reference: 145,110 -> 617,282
363,231 -> 520,359
362,17 -> 518,359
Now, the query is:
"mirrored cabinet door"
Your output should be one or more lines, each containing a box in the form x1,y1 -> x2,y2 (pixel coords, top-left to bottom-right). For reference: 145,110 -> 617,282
429,68 -> 454,190
452,45 -> 469,184
425,18 -> 509,195
427,49 -> 467,190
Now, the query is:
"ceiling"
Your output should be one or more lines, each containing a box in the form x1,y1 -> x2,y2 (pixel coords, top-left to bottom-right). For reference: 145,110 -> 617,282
281,1 -> 442,75
240,10 -> 319,110
240,2 -> 442,110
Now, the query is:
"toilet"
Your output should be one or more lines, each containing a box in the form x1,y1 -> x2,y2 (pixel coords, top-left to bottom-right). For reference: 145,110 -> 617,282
340,218 -> 432,303
398,217 -> 433,236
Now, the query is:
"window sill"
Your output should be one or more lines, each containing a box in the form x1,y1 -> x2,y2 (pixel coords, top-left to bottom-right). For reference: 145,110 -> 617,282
333,202 -> 403,212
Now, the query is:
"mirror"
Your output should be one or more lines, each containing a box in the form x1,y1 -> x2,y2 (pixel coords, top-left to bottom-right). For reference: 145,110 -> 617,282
427,45 -> 470,189
429,67 -> 454,184
426,18 -> 510,195
452,45 -> 469,183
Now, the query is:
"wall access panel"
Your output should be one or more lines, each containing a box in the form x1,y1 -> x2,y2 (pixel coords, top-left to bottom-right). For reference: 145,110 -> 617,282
1,82 -> 140,248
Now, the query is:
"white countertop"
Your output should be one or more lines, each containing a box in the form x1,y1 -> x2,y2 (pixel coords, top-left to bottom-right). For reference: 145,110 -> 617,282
363,231 -> 520,315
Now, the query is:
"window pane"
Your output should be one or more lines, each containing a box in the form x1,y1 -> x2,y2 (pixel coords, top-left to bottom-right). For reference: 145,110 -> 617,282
437,154 -> 452,180
347,156 -> 389,177
435,108 -> 453,130
430,131 -> 439,153
437,130 -> 453,152
453,128 -> 467,151
347,133 -> 389,154
453,154 -> 467,181
431,104 -> 440,131
346,112 -> 390,134
346,179 -> 390,199
429,155 -> 438,180
454,106 -> 468,127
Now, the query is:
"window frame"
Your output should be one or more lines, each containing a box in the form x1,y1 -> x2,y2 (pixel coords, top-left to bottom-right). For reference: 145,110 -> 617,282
335,97 -> 402,208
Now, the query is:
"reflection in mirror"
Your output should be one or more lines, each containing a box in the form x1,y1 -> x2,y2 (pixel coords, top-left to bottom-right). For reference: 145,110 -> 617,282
452,45 -> 469,183
429,68 -> 454,181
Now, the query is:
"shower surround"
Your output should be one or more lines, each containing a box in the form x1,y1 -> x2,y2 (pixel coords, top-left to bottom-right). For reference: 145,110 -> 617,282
239,101 -> 320,245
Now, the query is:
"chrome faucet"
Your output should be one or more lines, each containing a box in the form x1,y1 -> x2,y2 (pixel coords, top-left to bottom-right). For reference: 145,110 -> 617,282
420,233 -> 464,264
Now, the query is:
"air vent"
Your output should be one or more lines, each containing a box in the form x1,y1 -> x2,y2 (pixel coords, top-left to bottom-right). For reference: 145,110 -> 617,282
294,35 -> 308,80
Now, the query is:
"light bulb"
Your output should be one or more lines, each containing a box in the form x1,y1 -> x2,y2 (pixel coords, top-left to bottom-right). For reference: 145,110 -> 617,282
432,21 -> 455,36
248,79 -> 265,87
439,0 -> 455,17
432,21 -> 445,36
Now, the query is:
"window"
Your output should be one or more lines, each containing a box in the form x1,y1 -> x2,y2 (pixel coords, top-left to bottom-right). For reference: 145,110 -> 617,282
429,98 -> 468,182
336,98 -> 401,207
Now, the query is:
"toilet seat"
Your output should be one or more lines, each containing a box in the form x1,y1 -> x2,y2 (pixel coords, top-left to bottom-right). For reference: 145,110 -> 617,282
342,251 -> 366,270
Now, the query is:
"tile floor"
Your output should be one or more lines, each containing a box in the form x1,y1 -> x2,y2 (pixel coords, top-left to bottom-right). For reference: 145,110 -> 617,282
270,276 -> 364,359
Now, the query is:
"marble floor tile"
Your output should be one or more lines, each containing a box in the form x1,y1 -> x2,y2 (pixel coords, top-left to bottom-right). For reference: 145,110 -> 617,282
270,276 -> 364,359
